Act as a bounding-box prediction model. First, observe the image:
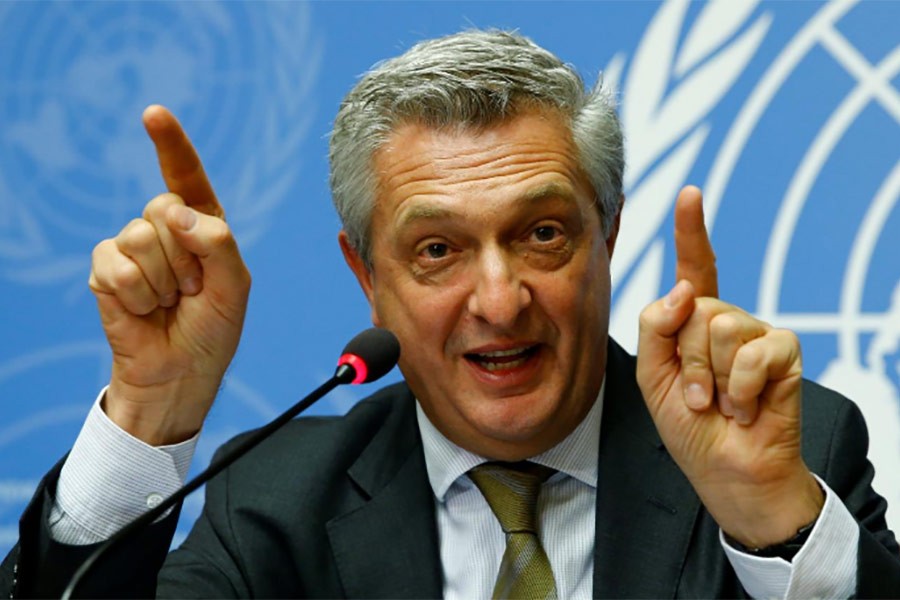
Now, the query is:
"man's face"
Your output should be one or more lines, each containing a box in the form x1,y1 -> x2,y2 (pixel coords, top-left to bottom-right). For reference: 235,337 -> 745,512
341,110 -> 619,460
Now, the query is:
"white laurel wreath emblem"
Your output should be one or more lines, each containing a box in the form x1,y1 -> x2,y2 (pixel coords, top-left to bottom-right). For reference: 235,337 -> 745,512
607,0 -> 772,350
226,3 -> 322,248
0,3 -> 320,297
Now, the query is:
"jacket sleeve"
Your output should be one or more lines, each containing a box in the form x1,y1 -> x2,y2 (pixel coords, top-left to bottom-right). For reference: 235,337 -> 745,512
0,458 -> 181,599
822,395 -> 900,598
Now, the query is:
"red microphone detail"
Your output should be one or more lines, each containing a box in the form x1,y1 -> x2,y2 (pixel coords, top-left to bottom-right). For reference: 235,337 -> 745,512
337,353 -> 368,385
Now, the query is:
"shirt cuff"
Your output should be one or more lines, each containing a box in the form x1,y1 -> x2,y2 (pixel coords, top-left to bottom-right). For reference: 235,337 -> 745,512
721,474 -> 857,599
50,387 -> 199,544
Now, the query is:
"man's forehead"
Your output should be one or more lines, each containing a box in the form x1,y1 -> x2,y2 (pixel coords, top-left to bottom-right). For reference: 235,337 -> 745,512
392,180 -> 584,228
374,112 -> 580,182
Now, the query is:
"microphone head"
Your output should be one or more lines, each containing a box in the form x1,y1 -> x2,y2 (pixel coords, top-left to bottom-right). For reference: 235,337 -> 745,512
335,327 -> 401,384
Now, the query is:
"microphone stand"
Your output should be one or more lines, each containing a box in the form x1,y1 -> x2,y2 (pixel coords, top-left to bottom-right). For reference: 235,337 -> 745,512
61,365 -> 355,599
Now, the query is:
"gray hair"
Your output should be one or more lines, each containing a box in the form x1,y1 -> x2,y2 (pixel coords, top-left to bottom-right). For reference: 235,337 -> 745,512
329,29 -> 624,268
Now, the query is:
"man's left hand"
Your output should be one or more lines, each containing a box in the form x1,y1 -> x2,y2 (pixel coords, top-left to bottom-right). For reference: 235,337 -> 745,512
635,186 -> 824,549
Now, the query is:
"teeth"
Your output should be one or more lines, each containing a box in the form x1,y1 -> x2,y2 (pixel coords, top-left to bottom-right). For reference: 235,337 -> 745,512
477,348 -> 527,358
481,357 -> 529,371
469,346 -> 534,372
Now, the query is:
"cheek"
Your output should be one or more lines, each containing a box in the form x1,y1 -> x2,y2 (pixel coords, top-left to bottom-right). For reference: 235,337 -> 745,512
568,248 -> 607,299
542,250 -> 610,333
373,275 -> 469,345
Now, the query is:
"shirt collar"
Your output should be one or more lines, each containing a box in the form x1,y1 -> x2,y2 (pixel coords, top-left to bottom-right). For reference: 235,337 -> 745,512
416,380 -> 604,501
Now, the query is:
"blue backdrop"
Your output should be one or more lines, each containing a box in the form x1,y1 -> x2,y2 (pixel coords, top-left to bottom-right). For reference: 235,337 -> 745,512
1,0 -> 898,553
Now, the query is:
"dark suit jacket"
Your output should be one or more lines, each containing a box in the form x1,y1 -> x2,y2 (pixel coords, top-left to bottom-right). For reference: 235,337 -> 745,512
3,341 -> 900,598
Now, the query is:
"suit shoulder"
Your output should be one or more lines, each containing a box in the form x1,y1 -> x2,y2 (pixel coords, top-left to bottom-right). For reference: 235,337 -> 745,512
214,381 -> 415,480
799,377 -> 870,475
800,377 -> 864,434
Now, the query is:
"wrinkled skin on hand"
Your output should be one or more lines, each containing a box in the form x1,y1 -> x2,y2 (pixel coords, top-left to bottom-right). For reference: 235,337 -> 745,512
88,106 -> 251,445
636,186 -> 823,549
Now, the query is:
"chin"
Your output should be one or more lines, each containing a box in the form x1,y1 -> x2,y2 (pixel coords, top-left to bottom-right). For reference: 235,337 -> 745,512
468,399 -> 561,446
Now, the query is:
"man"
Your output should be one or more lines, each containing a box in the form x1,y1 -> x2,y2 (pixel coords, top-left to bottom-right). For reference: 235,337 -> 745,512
2,29 -> 899,598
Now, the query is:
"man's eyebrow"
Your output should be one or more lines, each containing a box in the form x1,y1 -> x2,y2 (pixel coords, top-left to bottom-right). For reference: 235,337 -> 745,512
395,182 -> 580,229
519,182 -> 578,204
396,204 -> 455,230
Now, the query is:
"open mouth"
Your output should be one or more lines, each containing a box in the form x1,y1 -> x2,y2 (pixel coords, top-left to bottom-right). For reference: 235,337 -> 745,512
464,345 -> 540,372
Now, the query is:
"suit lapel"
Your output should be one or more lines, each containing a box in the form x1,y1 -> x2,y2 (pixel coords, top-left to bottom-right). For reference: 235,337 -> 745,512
326,388 -> 443,599
325,342 -> 703,598
593,340 -> 702,598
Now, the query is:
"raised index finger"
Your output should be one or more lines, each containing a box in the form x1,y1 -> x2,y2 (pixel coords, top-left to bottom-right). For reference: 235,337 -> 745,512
674,185 -> 718,298
142,105 -> 223,219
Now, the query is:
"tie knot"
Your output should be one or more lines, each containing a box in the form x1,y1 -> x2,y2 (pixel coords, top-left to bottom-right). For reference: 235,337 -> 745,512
469,462 -> 555,534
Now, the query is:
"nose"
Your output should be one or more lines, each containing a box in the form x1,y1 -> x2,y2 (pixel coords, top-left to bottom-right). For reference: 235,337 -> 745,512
466,245 -> 532,330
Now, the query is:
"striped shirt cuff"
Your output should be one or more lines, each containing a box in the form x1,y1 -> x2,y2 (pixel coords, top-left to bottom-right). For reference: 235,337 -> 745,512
721,474 -> 857,598
49,388 -> 199,545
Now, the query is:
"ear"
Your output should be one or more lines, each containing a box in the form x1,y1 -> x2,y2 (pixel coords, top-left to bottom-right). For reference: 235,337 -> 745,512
605,194 -> 624,259
338,230 -> 382,326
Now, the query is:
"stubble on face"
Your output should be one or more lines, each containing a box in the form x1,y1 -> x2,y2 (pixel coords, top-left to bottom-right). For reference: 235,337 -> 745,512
356,110 -> 614,460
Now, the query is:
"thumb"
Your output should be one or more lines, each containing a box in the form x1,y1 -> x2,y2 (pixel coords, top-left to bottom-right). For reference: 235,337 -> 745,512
636,280 -> 696,407
166,205 -> 250,308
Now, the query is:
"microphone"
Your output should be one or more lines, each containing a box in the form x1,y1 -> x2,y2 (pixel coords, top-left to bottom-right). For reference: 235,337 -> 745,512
335,327 -> 401,384
62,327 -> 400,599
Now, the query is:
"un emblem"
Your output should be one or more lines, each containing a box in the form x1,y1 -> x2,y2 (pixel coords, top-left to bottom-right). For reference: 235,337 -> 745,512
0,2 -> 319,293
0,1 -> 320,552
608,0 -> 900,533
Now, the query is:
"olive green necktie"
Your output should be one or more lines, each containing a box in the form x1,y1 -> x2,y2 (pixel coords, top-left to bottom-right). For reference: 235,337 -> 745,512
468,462 -> 558,600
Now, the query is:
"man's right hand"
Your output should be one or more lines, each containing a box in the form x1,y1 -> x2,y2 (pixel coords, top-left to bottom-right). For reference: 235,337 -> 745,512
88,105 -> 251,446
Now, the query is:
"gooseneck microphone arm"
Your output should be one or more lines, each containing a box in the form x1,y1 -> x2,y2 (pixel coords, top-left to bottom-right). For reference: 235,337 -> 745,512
61,327 -> 400,600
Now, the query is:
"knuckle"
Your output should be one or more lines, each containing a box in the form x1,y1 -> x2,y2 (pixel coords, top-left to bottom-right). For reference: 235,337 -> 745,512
638,306 -> 657,332
773,327 -> 800,348
118,219 -> 157,253
87,271 -> 101,293
205,218 -> 235,248
640,298 -> 669,324
92,238 -> 116,262
734,343 -> 765,371
122,294 -> 156,316
90,240 -> 119,285
675,342 -> 704,369
691,298 -> 717,321
772,328 -> 803,370
143,192 -> 184,220
638,307 -> 650,328
682,365 -> 710,381
115,218 -> 140,238
239,265 -> 252,291
208,219 -> 234,247
112,260 -> 144,289
710,312 -> 741,341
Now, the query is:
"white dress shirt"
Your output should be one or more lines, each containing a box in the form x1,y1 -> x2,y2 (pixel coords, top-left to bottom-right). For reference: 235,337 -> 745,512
415,381 -> 858,599
50,385 -> 858,598
416,386 -> 602,600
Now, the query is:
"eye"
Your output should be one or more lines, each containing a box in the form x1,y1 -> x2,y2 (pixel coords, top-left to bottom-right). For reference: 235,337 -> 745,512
532,225 -> 560,243
422,242 -> 449,259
